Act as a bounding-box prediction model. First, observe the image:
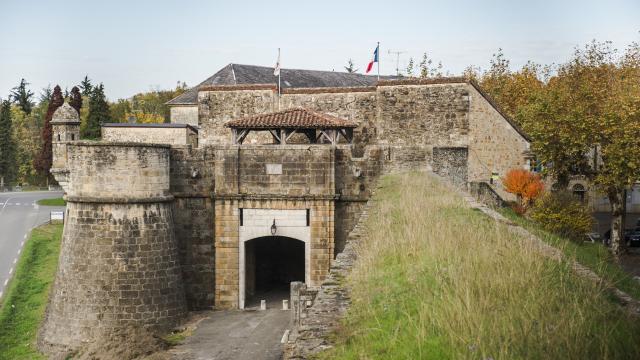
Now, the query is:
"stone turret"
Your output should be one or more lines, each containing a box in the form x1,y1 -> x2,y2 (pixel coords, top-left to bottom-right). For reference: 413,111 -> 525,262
39,142 -> 187,358
50,102 -> 80,189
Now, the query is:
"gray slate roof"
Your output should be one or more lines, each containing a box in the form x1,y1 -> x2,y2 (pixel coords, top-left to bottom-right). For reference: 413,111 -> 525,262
166,63 -> 384,105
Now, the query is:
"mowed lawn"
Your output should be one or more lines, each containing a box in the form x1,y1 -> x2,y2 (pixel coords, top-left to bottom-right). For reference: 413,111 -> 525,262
0,224 -> 63,360
322,173 -> 640,360
36,197 -> 66,207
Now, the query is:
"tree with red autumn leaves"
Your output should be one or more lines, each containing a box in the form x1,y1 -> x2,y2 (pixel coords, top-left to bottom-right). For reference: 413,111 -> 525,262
502,169 -> 544,211
34,85 -> 63,183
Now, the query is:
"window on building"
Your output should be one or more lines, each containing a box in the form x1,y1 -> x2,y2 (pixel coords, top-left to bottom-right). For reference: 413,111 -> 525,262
71,134 -> 75,141
57,134 -> 61,141
572,184 -> 586,202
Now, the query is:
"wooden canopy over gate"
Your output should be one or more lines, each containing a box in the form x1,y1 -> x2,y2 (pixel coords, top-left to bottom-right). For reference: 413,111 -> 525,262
225,107 -> 357,145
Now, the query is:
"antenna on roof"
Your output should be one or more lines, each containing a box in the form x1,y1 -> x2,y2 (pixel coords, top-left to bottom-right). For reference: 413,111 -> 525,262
388,49 -> 407,77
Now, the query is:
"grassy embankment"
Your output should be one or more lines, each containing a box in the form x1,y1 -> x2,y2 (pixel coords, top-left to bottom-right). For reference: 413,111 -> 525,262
322,173 -> 640,359
36,197 -> 66,206
500,208 -> 640,299
0,224 -> 63,360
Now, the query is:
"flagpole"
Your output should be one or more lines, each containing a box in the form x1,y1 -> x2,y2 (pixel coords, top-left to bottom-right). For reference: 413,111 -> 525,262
377,41 -> 380,81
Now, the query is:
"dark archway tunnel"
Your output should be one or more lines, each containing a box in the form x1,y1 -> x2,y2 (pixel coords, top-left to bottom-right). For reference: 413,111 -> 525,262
244,236 -> 305,306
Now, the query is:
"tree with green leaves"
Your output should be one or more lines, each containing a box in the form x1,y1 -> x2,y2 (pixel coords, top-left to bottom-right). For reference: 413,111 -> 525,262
69,86 -> 82,114
406,57 -> 415,77
418,52 -> 443,78
80,75 -> 93,96
10,78 -> 35,115
84,83 -> 110,139
35,85 -> 63,182
39,85 -> 53,104
0,100 -> 16,188
522,41 -> 640,258
344,59 -> 358,73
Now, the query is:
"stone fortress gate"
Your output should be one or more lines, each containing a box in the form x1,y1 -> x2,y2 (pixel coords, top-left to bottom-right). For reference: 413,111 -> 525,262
39,64 -> 531,357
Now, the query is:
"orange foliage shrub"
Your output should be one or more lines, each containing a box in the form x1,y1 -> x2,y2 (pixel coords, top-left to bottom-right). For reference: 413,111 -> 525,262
502,169 -> 544,208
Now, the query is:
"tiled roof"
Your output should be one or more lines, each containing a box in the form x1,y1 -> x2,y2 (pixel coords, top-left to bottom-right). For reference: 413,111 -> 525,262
224,108 -> 357,129
166,63 -> 389,105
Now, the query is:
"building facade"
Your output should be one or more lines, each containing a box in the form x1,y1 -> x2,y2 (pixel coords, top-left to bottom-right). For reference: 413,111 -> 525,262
40,65 -> 530,357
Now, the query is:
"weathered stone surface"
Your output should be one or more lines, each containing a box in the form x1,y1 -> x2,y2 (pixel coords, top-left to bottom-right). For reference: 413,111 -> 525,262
284,195 -> 373,359
102,126 -> 198,147
432,146 -> 468,187
40,143 -> 187,358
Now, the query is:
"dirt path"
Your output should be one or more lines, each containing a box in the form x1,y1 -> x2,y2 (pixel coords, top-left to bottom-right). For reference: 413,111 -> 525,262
166,308 -> 290,360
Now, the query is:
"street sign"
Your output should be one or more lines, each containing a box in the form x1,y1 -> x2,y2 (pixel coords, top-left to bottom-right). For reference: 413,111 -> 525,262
50,211 -> 64,223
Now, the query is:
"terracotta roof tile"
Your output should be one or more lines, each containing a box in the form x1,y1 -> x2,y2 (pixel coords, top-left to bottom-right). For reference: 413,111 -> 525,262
225,108 -> 357,129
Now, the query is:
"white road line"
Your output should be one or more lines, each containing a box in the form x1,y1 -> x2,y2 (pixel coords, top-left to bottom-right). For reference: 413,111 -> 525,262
15,203 -> 20,206
17,248 -> 21,256
0,291 -> 3,299
8,268 -> 13,275
12,258 -> 16,265
23,234 -> 27,239
20,241 -> 24,247
3,279 -> 7,287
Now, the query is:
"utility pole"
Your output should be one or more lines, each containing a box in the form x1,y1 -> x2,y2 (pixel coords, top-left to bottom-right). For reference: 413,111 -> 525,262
388,49 -> 407,77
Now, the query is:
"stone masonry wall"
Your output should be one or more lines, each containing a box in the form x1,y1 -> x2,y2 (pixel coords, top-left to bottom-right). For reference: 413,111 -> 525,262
170,105 -> 199,126
40,142 -> 187,358
376,83 -> 470,147
432,147 -> 469,187
214,198 -> 334,309
281,90 -> 378,155
213,145 -> 335,197
102,126 -> 197,147
212,145 -> 336,309
467,85 -> 529,183
334,145 -> 384,254
170,146 -> 216,310
199,89 -> 276,145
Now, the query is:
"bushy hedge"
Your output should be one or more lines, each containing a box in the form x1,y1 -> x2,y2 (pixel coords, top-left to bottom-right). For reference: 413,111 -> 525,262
529,192 -> 594,241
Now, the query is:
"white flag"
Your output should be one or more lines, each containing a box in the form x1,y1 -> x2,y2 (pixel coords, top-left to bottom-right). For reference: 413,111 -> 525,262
274,48 -> 281,76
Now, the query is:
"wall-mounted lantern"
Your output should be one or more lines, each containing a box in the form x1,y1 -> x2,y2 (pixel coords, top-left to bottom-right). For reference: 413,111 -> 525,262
271,219 -> 277,236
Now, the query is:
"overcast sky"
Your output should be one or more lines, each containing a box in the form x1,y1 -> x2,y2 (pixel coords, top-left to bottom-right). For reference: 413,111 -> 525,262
0,0 -> 638,100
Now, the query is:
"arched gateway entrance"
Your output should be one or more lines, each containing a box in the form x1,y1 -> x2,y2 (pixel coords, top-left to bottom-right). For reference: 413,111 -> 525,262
243,236 -> 305,307
238,208 -> 311,309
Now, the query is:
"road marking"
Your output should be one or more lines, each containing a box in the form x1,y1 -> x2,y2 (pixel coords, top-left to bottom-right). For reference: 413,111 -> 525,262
17,248 -> 21,256
0,291 -> 3,299
12,258 -> 17,265
8,267 -> 13,275
20,241 -> 24,247
23,234 -> 27,239
3,279 -> 7,287
15,203 -> 20,206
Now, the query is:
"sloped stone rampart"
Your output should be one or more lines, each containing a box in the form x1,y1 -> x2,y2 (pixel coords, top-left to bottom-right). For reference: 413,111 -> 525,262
284,194 -> 373,359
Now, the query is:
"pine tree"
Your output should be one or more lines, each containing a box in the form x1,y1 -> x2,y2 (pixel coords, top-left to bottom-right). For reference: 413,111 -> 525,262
69,86 -> 83,114
84,83 -> 110,139
0,100 -> 16,188
39,85 -> 53,103
10,78 -> 35,115
80,75 -> 93,96
344,59 -> 359,73
35,85 -> 63,181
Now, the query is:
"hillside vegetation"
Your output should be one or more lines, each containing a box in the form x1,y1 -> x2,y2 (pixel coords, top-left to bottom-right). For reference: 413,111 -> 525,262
323,173 -> 640,359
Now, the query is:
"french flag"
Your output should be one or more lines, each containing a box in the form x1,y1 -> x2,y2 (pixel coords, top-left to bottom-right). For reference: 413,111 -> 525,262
366,44 -> 379,73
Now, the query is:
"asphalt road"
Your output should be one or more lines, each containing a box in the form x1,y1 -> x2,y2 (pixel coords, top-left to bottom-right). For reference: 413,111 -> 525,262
0,191 -> 64,299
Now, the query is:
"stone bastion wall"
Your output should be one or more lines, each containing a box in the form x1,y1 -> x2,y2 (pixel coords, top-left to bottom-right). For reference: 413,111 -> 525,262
40,142 -> 187,357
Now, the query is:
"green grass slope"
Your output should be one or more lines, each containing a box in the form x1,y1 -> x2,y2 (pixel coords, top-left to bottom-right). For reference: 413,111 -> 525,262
322,173 -> 640,360
36,198 -> 66,206
0,224 -> 63,360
